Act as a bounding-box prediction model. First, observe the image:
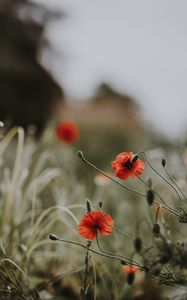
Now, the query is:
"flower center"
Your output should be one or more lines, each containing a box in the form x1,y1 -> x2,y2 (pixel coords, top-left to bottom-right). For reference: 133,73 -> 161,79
92,224 -> 100,230
124,160 -> 133,170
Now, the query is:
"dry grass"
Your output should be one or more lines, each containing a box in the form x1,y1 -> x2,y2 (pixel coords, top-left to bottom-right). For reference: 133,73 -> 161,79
0,127 -> 187,299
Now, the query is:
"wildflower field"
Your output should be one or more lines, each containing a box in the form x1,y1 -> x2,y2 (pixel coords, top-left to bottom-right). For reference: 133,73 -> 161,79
2,0 -> 187,299
0,123 -> 187,300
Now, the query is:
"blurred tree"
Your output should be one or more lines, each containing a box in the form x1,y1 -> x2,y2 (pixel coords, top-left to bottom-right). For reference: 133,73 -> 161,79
0,0 -> 63,136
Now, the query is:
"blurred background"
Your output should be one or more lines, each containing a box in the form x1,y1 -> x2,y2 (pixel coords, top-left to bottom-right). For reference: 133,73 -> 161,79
1,0 -> 187,187
1,0 -> 187,138
35,0 -> 187,139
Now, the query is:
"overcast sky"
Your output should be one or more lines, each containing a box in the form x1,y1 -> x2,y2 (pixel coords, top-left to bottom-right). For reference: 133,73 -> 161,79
35,0 -> 187,138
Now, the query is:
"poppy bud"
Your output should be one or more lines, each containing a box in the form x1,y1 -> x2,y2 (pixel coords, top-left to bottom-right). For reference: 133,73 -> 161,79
127,272 -> 135,285
161,159 -> 166,167
153,224 -> 160,236
49,234 -> 58,241
86,200 -> 91,212
146,190 -> 154,206
98,202 -> 103,208
147,177 -> 152,188
152,265 -> 161,276
179,213 -> 187,223
134,238 -> 142,253
87,241 -> 91,247
131,154 -> 139,163
177,240 -> 184,248
77,151 -> 84,160
160,244 -> 172,263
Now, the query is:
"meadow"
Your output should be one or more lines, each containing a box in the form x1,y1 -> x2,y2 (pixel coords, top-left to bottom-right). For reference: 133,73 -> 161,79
0,123 -> 187,300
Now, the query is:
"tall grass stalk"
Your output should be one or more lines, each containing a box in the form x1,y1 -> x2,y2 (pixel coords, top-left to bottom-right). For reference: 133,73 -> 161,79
1,127 -> 24,229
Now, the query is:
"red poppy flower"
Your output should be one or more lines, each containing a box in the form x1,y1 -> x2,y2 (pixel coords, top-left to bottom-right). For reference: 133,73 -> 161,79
55,121 -> 80,144
123,264 -> 140,273
78,210 -> 114,240
111,151 -> 144,180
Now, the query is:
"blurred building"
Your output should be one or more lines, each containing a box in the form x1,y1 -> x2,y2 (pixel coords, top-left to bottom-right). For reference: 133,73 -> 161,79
61,83 -> 145,134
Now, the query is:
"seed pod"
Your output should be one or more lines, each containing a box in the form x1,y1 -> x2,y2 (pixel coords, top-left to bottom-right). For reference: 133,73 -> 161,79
161,159 -> 166,167
153,224 -> 160,236
159,243 -> 172,263
87,241 -> 91,247
86,200 -> 91,212
131,154 -> 139,163
134,238 -> 142,253
146,190 -> 154,206
98,202 -> 103,208
147,177 -> 152,188
127,272 -> 135,285
152,265 -> 161,276
49,234 -> 58,241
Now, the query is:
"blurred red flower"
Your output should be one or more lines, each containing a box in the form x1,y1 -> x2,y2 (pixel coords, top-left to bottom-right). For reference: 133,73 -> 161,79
55,121 -> 80,144
78,210 -> 113,240
123,264 -> 140,273
94,173 -> 111,186
111,151 -> 144,180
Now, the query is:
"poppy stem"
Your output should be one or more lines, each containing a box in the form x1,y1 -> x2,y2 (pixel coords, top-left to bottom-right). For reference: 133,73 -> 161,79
138,151 -> 187,212
103,217 -> 156,259
163,164 -> 187,204
77,151 -> 180,217
49,234 -> 129,264
136,218 -> 152,236
132,170 -> 180,217
96,236 -> 144,269
82,241 -> 91,296
96,236 -> 129,262
155,205 -> 161,223
135,218 -> 160,256
77,151 -> 146,197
